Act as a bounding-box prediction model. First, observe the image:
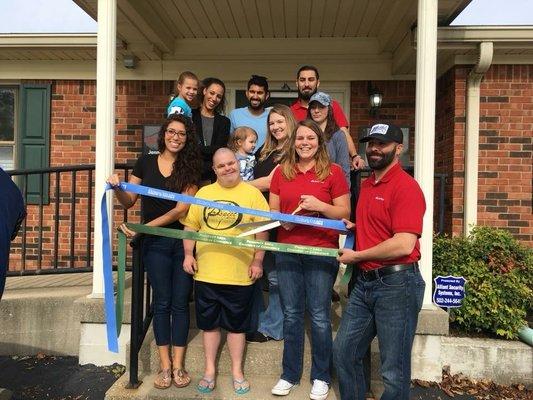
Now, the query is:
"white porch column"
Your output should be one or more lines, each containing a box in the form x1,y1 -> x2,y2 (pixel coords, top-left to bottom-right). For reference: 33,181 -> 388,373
91,0 -> 117,297
414,0 -> 438,307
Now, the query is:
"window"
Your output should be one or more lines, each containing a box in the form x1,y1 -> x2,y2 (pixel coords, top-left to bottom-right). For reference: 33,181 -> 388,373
0,87 -> 17,170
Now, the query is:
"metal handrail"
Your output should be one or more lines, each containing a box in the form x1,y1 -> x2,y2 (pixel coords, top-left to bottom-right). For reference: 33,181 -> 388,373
7,163 -> 134,275
127,236 -> 152,389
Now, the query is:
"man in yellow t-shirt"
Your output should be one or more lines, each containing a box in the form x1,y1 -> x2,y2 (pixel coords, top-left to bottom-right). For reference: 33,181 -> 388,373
181,148 -> 269,395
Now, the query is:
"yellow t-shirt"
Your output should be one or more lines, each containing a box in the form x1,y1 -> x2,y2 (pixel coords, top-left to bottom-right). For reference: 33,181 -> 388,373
180,181 -> 269,286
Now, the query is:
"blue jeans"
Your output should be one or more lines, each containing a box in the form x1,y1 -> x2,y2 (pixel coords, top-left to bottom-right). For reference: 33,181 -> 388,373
333,267 -> 425,400
277,253 -> 339,384
257,251 -> 284,340
143,235 -> 192,346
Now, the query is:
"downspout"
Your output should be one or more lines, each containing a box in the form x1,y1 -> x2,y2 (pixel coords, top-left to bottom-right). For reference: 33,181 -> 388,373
464,41 -> 493,236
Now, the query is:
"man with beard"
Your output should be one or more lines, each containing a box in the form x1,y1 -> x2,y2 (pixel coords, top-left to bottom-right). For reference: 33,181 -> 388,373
333,123 -> 426,400
290,65 -> 364,169
229,75 -> 271,150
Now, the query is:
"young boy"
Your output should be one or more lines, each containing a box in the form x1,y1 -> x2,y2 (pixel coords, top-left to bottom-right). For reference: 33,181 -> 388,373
167,71 -> 199,118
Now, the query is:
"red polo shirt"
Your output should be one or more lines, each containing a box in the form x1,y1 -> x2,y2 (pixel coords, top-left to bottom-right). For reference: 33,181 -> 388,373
355,163 -> 426,271
270,163 -> 349,248
291,99 -> 349,127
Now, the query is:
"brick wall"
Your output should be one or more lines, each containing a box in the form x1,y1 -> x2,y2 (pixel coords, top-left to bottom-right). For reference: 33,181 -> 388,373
475,65 -> 532,243
435,65 -> 532,244
10,80 -> 174,271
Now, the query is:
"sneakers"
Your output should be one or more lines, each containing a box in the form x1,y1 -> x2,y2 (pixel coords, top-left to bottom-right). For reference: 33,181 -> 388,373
310,379 -> 329,400
246,331 -> 271,343
271,379 -> 297,396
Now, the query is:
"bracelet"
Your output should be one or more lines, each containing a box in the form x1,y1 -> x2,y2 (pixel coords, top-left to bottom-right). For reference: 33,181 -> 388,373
351,154 -> 361,160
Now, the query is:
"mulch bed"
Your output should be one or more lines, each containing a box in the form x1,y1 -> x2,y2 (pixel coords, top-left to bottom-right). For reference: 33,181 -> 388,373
413,367 -> 532,400
0,354 -> 124,400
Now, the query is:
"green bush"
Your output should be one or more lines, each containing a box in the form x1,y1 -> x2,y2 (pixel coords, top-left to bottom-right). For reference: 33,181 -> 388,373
433,226 -> 533,339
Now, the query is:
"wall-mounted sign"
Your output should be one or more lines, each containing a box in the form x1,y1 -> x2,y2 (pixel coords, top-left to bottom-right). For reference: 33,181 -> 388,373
433,275 -> 466,308
143,125 -> 160,155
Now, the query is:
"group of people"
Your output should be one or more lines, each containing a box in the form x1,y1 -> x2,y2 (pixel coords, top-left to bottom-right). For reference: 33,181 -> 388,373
107,64 -> 427,400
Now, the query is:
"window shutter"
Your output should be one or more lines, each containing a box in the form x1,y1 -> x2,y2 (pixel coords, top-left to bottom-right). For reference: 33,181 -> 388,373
18,84 -> 51,204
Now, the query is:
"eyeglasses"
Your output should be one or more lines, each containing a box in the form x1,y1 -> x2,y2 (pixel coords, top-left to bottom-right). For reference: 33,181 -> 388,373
165,128 -> 186,138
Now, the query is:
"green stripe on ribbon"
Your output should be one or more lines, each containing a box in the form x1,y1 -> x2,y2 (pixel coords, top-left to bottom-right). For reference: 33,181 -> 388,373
114,223 -> 351,332
124,223 -> 340,257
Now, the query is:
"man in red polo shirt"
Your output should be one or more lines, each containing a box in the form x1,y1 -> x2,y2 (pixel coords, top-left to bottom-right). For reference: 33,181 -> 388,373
290,65 -> 364,170
333,123 -> 426,400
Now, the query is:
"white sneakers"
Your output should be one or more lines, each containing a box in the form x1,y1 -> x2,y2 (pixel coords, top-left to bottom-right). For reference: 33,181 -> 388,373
271,379 -> 297,396
310,379 -> 329,400
271,378 -> 329,399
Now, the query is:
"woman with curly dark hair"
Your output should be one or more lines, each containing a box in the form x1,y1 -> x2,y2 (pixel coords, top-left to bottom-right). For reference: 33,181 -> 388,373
107,114 -> 202,390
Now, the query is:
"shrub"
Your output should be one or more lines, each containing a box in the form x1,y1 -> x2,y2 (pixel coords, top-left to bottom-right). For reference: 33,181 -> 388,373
433,226 -> 533,339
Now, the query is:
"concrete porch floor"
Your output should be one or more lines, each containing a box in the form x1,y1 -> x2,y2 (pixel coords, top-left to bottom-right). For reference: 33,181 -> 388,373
1,272 -> 131,358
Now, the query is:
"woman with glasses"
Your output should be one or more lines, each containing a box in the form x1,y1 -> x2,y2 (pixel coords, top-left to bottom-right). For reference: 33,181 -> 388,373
107,114 -> 202,390
192,77 -> 231,183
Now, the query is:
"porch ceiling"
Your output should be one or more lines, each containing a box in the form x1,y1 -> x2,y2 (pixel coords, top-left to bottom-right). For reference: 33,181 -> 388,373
73,0 -> 470,58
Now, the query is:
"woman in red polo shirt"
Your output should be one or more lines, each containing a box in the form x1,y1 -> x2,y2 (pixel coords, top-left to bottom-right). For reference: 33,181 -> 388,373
269,119 -> 350,400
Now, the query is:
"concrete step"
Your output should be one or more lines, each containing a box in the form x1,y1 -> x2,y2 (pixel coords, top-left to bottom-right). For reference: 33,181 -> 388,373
130,295 -> 346,376
129,305 -> 448,377
132,329 -> 308,377
106,372 -> 343,400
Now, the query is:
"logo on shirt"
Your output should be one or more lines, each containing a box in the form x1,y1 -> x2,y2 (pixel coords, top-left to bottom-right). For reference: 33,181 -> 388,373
203,200 -> 243,230
374,196 -> 385,201
169,106 -> 185,116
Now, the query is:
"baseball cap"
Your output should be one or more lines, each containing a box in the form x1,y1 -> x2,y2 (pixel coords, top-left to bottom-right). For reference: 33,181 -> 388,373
309,91 -> 331,107
359,123 -> 403,144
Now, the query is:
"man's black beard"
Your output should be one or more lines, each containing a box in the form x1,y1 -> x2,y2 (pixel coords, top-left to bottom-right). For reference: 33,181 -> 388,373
366,146 -> 397,171
298,87 -> 317,101
248,100 -> 266,110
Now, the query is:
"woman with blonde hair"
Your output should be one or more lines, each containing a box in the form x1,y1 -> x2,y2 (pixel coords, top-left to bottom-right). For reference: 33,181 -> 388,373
270,119 -> 350,400
245,104 -> 297,344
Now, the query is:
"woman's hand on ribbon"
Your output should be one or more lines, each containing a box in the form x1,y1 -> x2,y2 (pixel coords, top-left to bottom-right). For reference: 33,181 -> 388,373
106,174 -> 122,189
299,194 -> 325,213
183,254 -> 198,275
342,218 -> 355,231
118,223 -> 136,238
248,259 -> 263,281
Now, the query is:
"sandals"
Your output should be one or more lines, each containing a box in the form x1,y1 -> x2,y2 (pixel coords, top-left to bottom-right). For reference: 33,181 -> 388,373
153,369 -> 172,389
172,368 -> 191,388
197,376 -> 216,394
233,377 -> 250,395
